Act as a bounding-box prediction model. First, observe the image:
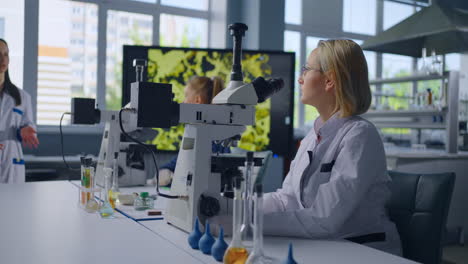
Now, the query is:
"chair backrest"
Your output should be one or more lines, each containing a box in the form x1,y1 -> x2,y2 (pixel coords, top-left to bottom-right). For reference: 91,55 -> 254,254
387,171 -> 455,264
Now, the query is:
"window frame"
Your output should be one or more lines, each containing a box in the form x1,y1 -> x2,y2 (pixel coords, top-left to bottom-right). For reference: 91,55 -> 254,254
284,0 -> 423,131
24,0 -> 215,132
284,5 -> 374,129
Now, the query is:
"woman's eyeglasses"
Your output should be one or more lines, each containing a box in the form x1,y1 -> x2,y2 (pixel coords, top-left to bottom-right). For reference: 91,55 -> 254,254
301,65 -> 322,76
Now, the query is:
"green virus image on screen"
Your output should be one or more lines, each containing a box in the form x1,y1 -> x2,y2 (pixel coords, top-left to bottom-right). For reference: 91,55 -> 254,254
146,49 -> 272,152
122,46 -> 294,158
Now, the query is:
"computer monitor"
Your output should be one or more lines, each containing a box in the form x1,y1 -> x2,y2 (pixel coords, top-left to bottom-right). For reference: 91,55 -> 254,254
122,45 -> 295,158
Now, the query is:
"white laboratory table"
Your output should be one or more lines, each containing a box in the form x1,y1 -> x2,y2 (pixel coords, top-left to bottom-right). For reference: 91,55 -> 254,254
0,181 -> 204,264
141,219 -> 418,264
0,181 -> 418,264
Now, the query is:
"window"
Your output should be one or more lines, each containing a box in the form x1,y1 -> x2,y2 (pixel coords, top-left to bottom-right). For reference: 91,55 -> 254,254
382,54 -> 412,78
0,18 -> 4,38
106,10 -> 152,110
445,53 -> 460,72
381,53 -> 413,111
37,0 -> 97,125
161,0 -> 208,11
0,1 -> 24,88
343,0 -> 376,35
364,51 -> 377,79
285,0 -> 301,25
304,36 -> 324,124
352,39 -> 376,80
72,23 -> 83,30
120,17 -> 129,25
284,30 -> 300,128
18,0 -> 217,129
383,1 -> 414,30
284,31 -> 301,74
71,39 -> 84,46
378,1 -> 418,113
72,7 -> 81,14
306,36 -> 322,58
160,14 -> 208,48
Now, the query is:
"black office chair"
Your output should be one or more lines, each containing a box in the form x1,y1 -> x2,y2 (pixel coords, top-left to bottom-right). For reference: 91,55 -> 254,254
387,171 -> 455,264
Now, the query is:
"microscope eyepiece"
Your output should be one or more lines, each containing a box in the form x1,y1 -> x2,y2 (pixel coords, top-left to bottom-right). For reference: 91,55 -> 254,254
228,23 -> 248,82
132,59 -> 147,67
228,23 -> 248,37
252,77 -> 284,103
133,59 -> 148,82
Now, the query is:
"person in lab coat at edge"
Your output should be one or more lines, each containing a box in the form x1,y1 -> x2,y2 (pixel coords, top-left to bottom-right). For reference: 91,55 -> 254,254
262,39 -> 402,255
0,38 -> 39,183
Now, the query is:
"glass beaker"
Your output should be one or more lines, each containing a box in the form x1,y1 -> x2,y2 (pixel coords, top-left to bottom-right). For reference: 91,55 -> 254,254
240,152 -> 254,249
419,47 -> 430,75
109,152 -> 120,208
99,168 -> 115,219
80,157 -> 93,207
224,177 -> 249,264
246,184 -> 279,264
134,192 -> 154,211
429,50 -> 442,75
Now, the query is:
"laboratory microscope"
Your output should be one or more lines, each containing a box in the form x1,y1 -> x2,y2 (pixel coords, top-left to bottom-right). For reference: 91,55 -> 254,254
70,22 -> 283,232
165,23 -> 284,233
70,59 -> 179,187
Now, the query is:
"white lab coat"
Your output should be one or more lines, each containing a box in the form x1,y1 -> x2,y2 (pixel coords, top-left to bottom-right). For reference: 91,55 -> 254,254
0,89 -> 35,183
263,113 -> 402,256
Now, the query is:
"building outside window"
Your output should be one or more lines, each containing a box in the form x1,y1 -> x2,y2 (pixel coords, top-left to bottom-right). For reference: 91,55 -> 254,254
37,0 -> 97,125
343,0 -> 376,35
105,10 -> 152,110
159,14 -> 207,48
0,1 -> 24,89
29,0 -> 213,125
161,0 -> 208,11
281,0 -> 456,133
284,0 -> 378,130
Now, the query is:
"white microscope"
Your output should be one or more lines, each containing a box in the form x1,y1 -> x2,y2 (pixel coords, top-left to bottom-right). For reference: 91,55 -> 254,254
165,23 -> 284,233
71,23 -> 283,232
71,59 -> 179,187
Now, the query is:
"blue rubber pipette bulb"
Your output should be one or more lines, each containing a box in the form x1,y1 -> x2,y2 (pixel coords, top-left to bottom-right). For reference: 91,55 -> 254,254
282,243 -> 298,264
188,218 -> 202,249
211,227 -> 228,262
199,221 -> 216,255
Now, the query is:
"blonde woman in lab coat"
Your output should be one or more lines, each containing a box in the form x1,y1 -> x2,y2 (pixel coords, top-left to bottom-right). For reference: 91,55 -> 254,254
0,39 -> 39,183
262,39 -> 402,255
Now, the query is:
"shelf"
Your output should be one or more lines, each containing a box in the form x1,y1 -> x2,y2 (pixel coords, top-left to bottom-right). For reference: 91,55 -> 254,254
369,73 -> 446,85
366,71 -> 459,154
372,122 -> 445,129
363,109 -> 446,118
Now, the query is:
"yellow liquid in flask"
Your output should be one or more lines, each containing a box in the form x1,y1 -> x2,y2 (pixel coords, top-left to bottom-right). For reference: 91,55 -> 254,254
223,247 -> 249,264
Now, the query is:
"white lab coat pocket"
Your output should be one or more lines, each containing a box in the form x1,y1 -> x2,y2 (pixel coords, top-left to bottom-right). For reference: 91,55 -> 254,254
316,171 -> 332,186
